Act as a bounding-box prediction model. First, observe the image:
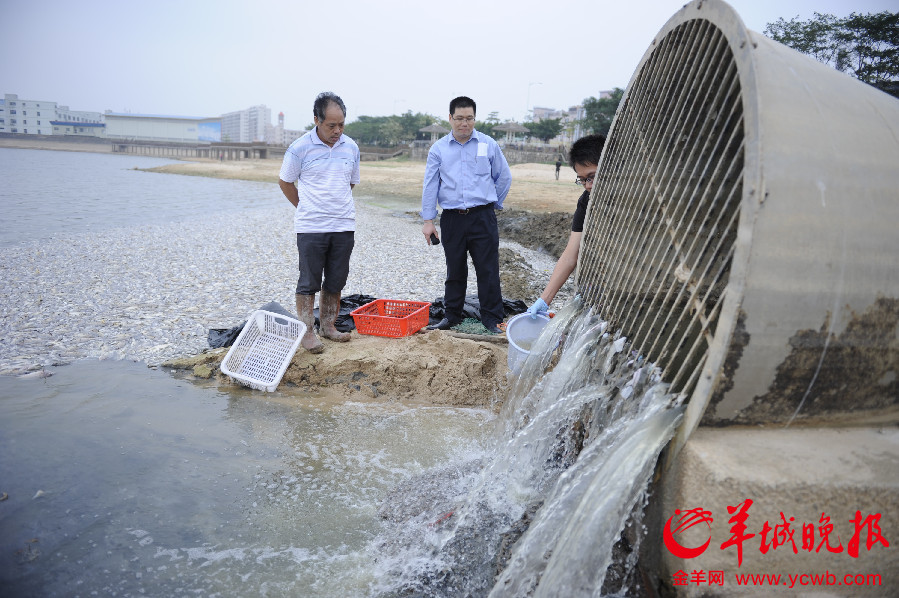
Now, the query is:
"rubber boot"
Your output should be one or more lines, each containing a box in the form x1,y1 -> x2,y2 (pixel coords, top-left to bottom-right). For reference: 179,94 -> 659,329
295,293 -> 323,354
319,290 -> 351,342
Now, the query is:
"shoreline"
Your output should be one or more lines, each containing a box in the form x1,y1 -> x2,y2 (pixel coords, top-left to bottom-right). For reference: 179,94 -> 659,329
0,145 -> 573,403
0,135 -> 577,271
1,140 -> 577,402
0,199 -> 562,404
0,134 -> 115,154
0,135 -> 581,214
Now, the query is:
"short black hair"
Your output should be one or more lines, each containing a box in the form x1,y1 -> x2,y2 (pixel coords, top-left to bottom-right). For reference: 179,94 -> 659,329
313,92 -> 346,121
569,134 -> 606,169
449,96 -> 476,116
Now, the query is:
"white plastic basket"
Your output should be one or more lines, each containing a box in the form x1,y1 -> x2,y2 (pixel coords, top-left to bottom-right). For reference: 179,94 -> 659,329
220,310 -> 306,392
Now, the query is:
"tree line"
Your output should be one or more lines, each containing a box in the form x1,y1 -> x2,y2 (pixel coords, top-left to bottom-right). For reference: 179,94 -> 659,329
335,11 -> 895,146
764,10 -> 898,98
578,11 -> 897,138
339,110 -> 566,146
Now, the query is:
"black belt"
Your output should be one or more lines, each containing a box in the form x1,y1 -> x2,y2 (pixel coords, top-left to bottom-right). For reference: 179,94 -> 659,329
448,203 -> 495,214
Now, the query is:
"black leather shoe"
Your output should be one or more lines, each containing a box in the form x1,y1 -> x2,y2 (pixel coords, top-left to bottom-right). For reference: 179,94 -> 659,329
483,323 -> 503,334
427,318 -> 458,331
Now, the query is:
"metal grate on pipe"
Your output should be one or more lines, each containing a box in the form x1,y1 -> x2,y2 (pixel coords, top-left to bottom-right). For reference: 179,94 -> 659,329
577,18 -> 743,401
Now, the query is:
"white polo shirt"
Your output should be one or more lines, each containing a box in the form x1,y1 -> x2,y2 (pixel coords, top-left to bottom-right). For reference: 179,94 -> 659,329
279,129 -> 361,233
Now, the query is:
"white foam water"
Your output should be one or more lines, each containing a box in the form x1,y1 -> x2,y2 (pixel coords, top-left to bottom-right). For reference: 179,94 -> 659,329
369,298 -> 684,597
0,300 -> 683,597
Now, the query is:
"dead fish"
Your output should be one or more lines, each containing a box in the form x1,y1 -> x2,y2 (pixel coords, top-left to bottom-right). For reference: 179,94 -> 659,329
18,370 -> 52,380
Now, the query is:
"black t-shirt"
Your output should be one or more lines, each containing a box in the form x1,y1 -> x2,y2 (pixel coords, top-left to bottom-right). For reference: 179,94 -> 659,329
571,189 -> 590,232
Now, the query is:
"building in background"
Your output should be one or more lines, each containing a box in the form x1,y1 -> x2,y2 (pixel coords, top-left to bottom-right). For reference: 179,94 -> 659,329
532,106 -> 566,122
51,103 -> 106,137
50,121 -> 106,137
531,104 -> 586,145
220,104 -> 270,143
266,111 -> 305,146
0,93 -> 102,136
56,104 -> 104,126
530,90 -> 614,146
0,93 -> 56,135
563,104 -> 587,143
104,112 -> 221,143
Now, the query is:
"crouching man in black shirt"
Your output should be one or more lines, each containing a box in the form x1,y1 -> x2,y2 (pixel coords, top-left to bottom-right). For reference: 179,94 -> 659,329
526,134 -> 606,317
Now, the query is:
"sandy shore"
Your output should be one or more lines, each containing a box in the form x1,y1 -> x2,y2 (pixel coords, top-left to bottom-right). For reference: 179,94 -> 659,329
146,158 -> 580,214
143,158 -> 581,260
0,136 -> 580,214
0,135 -> 114,154
0,137 -> 584,248
142,158 -> 579,402
1,138 -> 579,403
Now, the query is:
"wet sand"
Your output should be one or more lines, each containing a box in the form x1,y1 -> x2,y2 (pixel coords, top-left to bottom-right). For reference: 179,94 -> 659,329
145,157 -> 581,214
1,138 -> 578,404
0,136 -> 579,214
144,157 -> 580,260
0,135 -> 114,154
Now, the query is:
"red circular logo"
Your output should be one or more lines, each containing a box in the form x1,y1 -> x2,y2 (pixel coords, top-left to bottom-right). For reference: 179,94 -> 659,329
663,508 -> 713,558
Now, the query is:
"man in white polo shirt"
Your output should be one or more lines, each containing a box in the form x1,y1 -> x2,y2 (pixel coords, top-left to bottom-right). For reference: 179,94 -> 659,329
279,92 -> 361,353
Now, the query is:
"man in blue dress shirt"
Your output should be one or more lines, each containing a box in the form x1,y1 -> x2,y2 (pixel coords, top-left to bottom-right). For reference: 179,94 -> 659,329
421,96 -> 512,334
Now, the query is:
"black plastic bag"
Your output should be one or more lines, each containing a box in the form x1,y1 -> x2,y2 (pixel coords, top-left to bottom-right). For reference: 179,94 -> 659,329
315,293 -> 378,333
207,301 -> 297,349
427,295 -> 528,325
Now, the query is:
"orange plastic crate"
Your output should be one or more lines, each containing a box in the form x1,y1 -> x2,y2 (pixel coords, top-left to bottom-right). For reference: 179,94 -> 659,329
350,299 -> 431,338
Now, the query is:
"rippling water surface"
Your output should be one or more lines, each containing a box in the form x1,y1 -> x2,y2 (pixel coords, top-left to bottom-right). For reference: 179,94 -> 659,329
0,147 -> 279,247
1,148 -> 492,595
0,360 -> 492,595
0,147 -> 671,597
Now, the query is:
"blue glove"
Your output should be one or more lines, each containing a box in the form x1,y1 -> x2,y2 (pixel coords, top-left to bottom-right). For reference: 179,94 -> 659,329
527,298 -> 549,318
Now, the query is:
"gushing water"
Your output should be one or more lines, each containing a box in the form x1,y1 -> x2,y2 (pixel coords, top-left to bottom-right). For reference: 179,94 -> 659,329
372,298 -> 684,597
1,299 -> 683,596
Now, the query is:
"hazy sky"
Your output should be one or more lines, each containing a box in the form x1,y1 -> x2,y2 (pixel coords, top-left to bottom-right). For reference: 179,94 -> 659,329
2,0 -> 895,130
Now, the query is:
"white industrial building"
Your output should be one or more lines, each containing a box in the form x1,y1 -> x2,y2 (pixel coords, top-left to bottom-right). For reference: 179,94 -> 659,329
104,112 -> 221,143
50,121 -> 106,137
220,104 -> 270,143
0,94 -> 55,135
56,105 -> 104,125
266,111 -> 305,146
0,93 -> 103,136
531,97 -> 605,145
2,92 -> 302,146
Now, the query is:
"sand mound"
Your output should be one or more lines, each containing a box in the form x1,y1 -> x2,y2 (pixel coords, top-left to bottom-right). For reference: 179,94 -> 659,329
165,330 -> 510,408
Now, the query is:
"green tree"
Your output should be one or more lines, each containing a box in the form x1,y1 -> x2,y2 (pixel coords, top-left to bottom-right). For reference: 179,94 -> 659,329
345,111 -> 445,145
582,88 -> 625,136
379,120 -> 404,145
345,115 -> 387,144
524,117 -> 563,143
396,110 -> 439,142
765,11 -> 899,98
476,111 -> 502,139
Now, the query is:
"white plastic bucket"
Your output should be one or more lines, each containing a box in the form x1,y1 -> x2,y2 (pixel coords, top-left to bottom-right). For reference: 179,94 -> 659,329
506,313 -> 551,374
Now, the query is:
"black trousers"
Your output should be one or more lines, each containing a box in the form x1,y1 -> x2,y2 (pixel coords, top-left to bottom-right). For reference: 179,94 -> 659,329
439,206 -> 504,326
295,231 -> 355,295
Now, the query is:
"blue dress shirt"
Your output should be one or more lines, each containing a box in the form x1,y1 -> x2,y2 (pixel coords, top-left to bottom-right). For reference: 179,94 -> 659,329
420,130 -> 512,220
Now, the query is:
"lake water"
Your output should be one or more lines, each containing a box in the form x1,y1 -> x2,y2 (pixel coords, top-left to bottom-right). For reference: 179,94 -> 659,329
0,148 -> 495,595
0,360 -> 491,596
0,148 -> 670,596
0,147 -> 279,247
